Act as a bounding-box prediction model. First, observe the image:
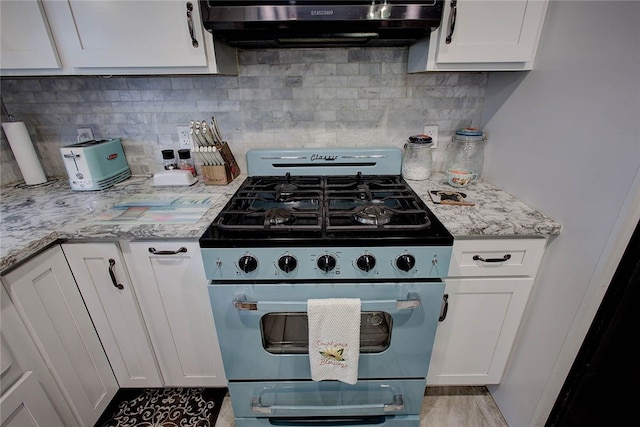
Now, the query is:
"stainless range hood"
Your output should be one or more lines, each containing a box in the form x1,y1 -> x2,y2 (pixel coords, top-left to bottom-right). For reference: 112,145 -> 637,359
200,0 -> 444,48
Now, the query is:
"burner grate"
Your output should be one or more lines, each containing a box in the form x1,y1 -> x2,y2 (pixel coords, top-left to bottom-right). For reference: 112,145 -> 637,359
211,174 -> 435,237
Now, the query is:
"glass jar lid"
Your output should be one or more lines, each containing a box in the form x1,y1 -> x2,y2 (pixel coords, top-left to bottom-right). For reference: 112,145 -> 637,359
455,128 -> 484,136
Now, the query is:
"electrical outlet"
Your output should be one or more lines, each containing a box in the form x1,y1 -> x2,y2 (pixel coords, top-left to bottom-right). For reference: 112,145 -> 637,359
77,127 -> 94,142
423,125 -> 438,148
177,125 -> 192,147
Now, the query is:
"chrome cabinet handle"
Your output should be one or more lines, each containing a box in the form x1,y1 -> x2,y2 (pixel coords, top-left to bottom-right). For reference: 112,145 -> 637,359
108,259 -> 124,290
439,293 -> 449,322
445,0 -> 457,44
251,393 -> 404,414
186,2 -> 199,48
233,293 -> 421,311
473,254 -> 512,263
148,247 -> 188,255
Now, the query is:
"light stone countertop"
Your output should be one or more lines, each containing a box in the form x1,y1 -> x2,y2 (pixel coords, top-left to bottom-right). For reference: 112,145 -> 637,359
0,173 -> 560,274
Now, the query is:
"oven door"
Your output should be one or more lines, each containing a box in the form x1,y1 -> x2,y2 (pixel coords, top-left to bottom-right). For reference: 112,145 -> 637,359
209,281 -> 445,380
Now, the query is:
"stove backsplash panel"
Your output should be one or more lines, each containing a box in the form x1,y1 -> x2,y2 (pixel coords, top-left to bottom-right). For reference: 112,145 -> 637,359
1,48 -> 488,185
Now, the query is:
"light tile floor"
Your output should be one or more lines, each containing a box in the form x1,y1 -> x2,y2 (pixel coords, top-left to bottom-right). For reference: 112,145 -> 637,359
215,386 -> 509,426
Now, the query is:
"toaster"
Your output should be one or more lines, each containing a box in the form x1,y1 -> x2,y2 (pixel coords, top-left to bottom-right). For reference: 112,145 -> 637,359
60,138 -> 131,191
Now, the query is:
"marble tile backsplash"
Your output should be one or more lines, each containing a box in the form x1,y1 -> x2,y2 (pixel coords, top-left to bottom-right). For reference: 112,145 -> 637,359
1,48 -> 488,185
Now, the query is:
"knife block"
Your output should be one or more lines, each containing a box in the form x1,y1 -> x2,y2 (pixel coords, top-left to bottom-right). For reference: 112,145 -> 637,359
201,164 -> 234,185
201,141 -> 240,185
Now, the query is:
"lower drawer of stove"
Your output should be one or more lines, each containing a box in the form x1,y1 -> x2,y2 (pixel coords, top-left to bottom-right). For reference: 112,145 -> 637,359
233,415 -> 420,427
229,379 -> 426,419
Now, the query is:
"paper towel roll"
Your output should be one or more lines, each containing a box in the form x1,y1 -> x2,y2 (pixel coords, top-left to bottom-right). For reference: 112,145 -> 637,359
1,121 -> 47,185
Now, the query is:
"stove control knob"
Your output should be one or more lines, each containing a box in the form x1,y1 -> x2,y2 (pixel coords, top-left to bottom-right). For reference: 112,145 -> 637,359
238,255 -> 258,273
278,255 -> 298,273
317,254 -> 337,273
396,253 -> 416,272
356,254 -> 376,272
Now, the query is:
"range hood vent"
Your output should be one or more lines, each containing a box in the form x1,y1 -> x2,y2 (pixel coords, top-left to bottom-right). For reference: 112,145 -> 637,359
200,1 -> 444,48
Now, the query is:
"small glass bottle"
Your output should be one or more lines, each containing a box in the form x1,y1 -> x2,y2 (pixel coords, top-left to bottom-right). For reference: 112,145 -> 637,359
402,134 -> 433,181
445,128 -> 486,187
178,148 -> 196,176
162,149 -> 177,170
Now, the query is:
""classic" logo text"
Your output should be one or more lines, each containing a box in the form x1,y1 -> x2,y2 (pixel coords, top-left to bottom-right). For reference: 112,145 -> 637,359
311,154 -> 338,161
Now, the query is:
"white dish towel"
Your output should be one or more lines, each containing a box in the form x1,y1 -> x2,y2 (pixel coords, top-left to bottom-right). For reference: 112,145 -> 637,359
307,298 -> 361,385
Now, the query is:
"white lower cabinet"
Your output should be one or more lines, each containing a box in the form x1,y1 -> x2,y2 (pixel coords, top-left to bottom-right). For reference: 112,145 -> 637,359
0,372 -> 63,427
61,242 -> 163,388
1,246 -> 118,426
427,277 -> 533,385
1,285 -> 73,426
123,241 -> 227,387
427,238 -> 547,385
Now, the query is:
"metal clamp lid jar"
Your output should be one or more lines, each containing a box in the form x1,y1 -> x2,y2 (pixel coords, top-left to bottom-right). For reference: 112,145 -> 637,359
445,128 -> 486,187
402,134 -> 433,181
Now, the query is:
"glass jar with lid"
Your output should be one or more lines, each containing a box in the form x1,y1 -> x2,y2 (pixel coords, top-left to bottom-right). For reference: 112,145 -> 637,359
402,134 -> 433,181
162,149 -> 177,170
178,149 -> 196,176
444,128 -> 486,187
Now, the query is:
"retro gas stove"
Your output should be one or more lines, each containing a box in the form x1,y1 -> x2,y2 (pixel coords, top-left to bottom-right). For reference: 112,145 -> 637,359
199,148 -> 453,427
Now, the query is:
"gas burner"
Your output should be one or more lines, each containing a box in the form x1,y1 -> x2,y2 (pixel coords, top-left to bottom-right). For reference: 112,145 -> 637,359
274,182 -> 298,201
265,208 -> 295,225
352,205 -> 394,225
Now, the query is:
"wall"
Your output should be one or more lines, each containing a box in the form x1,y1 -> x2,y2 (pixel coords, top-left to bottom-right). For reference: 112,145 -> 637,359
481,1 -> 640,426
1,48 -> 488,185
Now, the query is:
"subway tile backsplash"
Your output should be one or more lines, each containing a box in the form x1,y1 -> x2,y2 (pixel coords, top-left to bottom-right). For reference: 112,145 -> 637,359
1,48 -> 488,185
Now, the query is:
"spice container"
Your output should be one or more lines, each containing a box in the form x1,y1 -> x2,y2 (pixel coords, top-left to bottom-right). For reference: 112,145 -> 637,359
444,128 -> 486,187
402,134 -> 433,181
178,149 -> 196,176
162,149 -> 177,170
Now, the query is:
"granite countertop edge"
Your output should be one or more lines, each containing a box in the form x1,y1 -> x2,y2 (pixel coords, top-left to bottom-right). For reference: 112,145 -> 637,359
0,173 -> 561,274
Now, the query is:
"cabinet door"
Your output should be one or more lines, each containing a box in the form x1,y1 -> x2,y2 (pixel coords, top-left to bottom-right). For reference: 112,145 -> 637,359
62,242 -> 163,388
2,246 -> 118,427
125,241 -> 227,387
427,277 -> 533,385
0,372 -> 64,427
42,0 -> 208,68
409,0 -> 548,71
1,285 -> 77,426
0,0 -> 61,69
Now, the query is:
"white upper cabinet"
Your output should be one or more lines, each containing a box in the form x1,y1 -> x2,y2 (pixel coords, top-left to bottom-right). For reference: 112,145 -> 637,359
1,0 -> 237,75
0,0 -> 61,69
409,0 -> 549,72
43,0 -> 207,68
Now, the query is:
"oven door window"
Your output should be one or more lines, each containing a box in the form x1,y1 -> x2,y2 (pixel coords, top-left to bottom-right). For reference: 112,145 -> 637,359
260,312 -> 392,354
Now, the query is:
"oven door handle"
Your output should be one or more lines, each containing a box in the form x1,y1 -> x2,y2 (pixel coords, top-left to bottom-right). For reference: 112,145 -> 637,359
251,393 -> 404,415
233,293 -> 421,312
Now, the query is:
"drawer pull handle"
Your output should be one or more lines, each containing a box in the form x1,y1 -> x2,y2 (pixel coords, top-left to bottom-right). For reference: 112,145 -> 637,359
148,247 -> 188,255
251,392 -> 404,414
473,254 -> 512,263
438,294 -> 449,322
108,259 -> 124,290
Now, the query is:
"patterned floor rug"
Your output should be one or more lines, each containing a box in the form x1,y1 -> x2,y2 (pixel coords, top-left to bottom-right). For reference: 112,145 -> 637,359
94,387 -> 227,427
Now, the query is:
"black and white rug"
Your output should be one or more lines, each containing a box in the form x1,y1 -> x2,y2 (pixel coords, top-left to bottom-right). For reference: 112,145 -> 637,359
95,388 -> 227,427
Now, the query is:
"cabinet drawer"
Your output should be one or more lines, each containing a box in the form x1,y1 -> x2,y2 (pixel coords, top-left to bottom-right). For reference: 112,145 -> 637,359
448,238 -> 546,277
